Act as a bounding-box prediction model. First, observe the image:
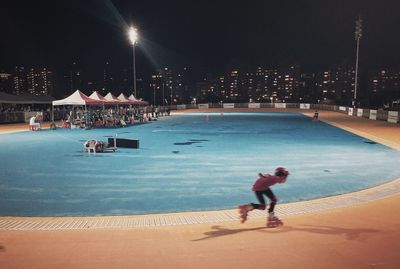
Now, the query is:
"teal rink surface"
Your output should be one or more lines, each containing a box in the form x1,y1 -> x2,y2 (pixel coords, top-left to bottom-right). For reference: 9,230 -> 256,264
1,112 -> 400,217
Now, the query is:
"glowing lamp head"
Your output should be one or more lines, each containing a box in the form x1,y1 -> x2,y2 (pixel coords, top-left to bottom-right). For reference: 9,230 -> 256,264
128,26 -> 138,45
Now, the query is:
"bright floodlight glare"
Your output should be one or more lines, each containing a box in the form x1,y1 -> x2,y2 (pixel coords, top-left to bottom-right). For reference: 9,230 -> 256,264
128,26 -> 138,45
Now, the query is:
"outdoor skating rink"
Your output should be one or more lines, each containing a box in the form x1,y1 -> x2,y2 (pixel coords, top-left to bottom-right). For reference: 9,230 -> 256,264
1,108 -> 400,269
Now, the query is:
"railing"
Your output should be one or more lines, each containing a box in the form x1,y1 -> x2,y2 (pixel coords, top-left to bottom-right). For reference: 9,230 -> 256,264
1,103 -> 399,124
170,103 -> 400,124
0,112 -> 25,123
0,110 -> 67,124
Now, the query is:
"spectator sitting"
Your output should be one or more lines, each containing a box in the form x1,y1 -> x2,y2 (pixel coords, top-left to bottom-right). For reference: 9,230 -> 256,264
29,116 -> 41,130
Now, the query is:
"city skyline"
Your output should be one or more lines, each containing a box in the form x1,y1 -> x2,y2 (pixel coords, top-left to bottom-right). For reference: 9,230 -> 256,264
2,61 -> 399,109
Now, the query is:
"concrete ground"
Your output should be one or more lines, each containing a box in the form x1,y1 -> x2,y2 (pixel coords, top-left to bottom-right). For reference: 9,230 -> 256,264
0,109 -> 399,269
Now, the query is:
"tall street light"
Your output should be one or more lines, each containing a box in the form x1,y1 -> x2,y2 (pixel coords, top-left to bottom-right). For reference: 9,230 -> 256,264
353,16 -> 362,107
170,85 -> 173,105
153,84 -> 156,106
162,82 -> 165,106
128,26 -> 138,97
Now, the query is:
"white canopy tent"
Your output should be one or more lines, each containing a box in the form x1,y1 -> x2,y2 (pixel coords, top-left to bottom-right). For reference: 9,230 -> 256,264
118,93 -> 139,105
89,91 -> 108,104
104,92 -> 126,105
51,90 -> 104,121
52,90 -> 103,106
128,94 -> 148,106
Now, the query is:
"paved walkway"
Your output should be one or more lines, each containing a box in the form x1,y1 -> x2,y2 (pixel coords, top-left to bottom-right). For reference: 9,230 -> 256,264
0,110 -> 399,230
1,110 -> 400,269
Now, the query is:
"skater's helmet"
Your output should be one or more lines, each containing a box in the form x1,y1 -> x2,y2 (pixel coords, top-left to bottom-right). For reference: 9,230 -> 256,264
274,167 -> 290,177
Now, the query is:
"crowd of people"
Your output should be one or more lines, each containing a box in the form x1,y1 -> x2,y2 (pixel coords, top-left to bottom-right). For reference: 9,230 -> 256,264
60,105 -> 170,129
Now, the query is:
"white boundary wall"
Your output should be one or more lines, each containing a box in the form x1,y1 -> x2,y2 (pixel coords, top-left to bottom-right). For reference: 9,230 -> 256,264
198,104 -> 209,109
388,111 -> 399,123
223,103 -> 235,108
170,103 -> 398,125
275,103 -> 286,109
348,108 -> 353,116
248,103 -> 261,108
300,103 -> 310,109
369,110 -> 377,120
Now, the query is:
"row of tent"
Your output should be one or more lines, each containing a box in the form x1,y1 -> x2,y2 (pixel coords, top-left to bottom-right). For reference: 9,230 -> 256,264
52,90 -> 148,106
0,90 -> 148,107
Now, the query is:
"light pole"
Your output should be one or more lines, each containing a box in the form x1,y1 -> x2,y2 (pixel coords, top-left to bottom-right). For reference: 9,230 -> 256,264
170,85 -> 173,105
162,82 -> 165,106
153,84 -> 156,106
128,26 -> 138,97
353,16 -> 362,107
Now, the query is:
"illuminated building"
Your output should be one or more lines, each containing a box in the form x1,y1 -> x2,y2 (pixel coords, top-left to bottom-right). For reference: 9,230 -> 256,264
27,67 -> 53,96
0,72 -> 13,94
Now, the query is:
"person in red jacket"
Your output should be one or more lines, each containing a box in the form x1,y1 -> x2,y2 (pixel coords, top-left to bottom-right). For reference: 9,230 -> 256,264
238,167 -> 290,226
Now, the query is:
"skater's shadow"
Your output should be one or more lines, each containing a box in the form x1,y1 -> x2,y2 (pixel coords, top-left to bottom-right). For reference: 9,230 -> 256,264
279,224 -> 379,241
192,225 -> 266,241
192,224 -> 379,242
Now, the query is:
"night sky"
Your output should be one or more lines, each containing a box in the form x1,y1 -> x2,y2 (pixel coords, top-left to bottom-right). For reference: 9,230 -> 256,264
1,0 -> 400,78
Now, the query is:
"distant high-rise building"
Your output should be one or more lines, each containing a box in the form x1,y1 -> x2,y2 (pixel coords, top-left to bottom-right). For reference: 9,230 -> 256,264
195,73 -> 219,103
274,65 -> 300,102
13,66 -> 27,95
150,67 -> 194,105
102,62 -> 114,94
212,64 -> 300,103
116,68 -> 131,95
222,64 -> 252,102
65,62 -> 83,94
369,69 -> 400,108
26,67 -> 53,96
264,68 -> 279,102
316,65 -> 355,105
0,72 -> 13,94
299,73 -> 317,103
217,75 -> 225,101
252,67 -> 266,102
176,67 -> 193,103
163,68 -> 175,104
150,70 -> 166,105
226,69 -> 240,101
86,81 -> 98,94
135,77 -> 145,98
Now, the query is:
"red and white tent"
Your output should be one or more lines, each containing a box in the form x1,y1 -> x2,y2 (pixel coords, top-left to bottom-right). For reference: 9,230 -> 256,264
104,92 -> 125,105
52,90 -> 103,106
118,93 -> 134,105
128,94 -> 148,105
117,93 -> 138,105
89,91 -> 108,104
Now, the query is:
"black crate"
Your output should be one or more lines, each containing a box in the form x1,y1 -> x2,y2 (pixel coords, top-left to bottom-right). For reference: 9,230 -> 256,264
108,138 -> 139,148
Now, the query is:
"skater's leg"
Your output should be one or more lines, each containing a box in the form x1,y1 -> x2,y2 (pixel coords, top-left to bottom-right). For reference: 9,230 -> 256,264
250,191 -> 267,210
238,191 -> 264,222
263,189 -> 283,227
264,189 -> 277,213
267,213 -> 283,227
238,190 -> 268,223
238,204 -> 252,223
